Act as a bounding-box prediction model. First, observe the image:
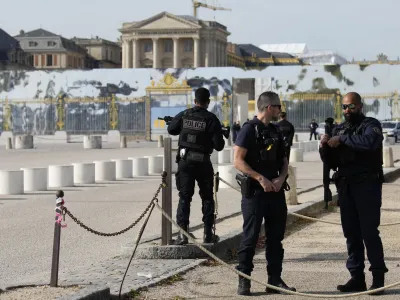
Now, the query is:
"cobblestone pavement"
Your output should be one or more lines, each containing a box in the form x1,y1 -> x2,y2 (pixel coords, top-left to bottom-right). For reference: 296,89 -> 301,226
135,178 -> 400,300
58,258 -> 204,296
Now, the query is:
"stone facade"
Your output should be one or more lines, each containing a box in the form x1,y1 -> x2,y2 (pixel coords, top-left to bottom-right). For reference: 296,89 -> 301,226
119,11 -> 230,68
0,28 -> 32,70
71,37 -> 122,68
15,29 -> 87,69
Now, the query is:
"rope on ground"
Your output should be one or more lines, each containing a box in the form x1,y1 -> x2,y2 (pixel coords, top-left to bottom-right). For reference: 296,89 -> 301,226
154,202 -> 400,298
216,175 -> 400,227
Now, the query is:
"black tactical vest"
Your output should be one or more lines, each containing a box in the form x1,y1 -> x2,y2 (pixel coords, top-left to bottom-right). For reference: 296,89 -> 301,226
333,117 -> 382,175
244,120 -> 285,179
178,108 -> 211,153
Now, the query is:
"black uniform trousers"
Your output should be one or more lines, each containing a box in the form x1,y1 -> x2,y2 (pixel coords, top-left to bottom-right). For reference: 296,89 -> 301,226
310,131 -> 318,140
175,158 -> 215,227
236,189 -> 287,277
337,177 -> 388,276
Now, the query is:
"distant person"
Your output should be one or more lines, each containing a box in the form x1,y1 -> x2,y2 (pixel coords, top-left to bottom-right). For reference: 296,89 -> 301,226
309,119 -> 319,140
277,112 -> 295,160
232,121 -> 241,144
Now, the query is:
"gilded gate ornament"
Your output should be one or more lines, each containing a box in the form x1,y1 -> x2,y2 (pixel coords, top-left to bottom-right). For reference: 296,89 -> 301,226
56,95 -> 65,130
3,97 -> 12,131
109,94 -> 119,130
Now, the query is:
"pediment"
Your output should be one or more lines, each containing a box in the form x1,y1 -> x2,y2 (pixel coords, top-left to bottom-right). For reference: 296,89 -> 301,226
128,12 -> 202,30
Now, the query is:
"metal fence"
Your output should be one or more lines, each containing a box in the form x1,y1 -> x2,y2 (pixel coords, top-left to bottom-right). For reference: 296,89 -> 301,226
0,96 -> 147,137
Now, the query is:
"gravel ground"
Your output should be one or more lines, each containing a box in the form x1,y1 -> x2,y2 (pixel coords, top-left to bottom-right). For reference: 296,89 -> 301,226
0,285 -> 81,300
135,179 -> 400,300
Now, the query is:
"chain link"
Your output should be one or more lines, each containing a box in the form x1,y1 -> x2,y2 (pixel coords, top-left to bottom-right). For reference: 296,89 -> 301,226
62,180 -> 166,237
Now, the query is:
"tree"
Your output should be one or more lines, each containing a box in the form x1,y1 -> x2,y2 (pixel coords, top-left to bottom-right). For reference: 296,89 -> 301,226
377,53 -> 389,62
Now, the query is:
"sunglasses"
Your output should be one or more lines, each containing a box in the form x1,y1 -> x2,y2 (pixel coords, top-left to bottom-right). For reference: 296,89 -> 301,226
270,105 -> 282,110
342,104 -> 356,110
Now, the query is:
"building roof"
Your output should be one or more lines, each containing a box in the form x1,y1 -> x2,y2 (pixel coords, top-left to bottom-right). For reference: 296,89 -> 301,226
237,44 -> 272,58
0,28 -> 19,51
15,28 -> 86,55
15,28 -> 58,38
71,37 -> 121,47
259,43 -> 308,55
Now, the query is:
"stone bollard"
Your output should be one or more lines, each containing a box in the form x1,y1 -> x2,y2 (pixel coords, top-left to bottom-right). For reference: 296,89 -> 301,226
83,135 -> 102,149
94,160 -> 116,181
72,162 -> 95,184
289,148 -> 304,163
0,170 -> 24,194
15,135 -> 34,149
130,157 -> 149,176
158,135 -> 164,148
285,166 -> 298,205
217,165 -> 239,189
21,167 -> 48,192
120,136 -> 127,148
147,156 -> 163,174
218,148 -> 231,164
5,137 -> 12,150
383,147 -> 394,168
48,165 -> 74,188
294,134 -> 298,143
112,159 -> 133,179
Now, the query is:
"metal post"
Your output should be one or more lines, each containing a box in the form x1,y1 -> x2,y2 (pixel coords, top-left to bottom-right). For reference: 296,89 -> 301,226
161,137 -> 173,245
50,190 -> 64,287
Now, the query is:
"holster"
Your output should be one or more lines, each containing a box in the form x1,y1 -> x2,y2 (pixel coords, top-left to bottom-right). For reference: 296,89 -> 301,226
235,173 -> 253,198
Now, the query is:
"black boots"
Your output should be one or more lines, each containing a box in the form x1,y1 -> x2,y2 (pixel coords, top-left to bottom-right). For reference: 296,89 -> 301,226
174,225 -> 189,245
265,276 -> 296,294
237,276 -> 251,296
203,226 -> 219,243
369,273 -> 385,296
337,274 -> 367,292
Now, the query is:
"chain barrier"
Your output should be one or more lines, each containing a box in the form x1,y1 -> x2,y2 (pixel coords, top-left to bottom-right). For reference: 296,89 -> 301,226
61,181 -> 166,237
154,202 -> 400,297
216,175 -> 400,227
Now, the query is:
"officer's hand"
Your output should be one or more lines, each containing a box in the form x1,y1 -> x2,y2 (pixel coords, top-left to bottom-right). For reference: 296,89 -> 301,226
258,176 -> 276,192
327,136 -> 341,148
272,177 -> 284,192
320,134 -> 330,145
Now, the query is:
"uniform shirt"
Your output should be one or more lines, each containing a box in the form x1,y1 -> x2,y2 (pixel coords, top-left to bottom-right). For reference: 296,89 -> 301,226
277,119 -> 295,146
309,122 -> 319,133
167,106 -> 225,153
235,117 -> 284,179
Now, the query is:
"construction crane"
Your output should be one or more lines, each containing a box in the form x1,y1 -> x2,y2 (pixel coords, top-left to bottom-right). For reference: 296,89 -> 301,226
192,0 -> 231,18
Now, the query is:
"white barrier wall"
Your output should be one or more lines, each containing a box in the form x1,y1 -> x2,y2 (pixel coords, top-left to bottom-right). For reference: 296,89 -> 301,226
94,160 -> 116,181
84,136 -> 102,149
21,167 -> 47,192
72,163 -> 95,184
289,149 -> 304,163
147,156 -> 163,174
0,170 -> 24,194
48,165 -> 74,188
218,149 -> 231,164
112,159 -> 133,179
131,157 -> 149,176
218,165 -> 239,189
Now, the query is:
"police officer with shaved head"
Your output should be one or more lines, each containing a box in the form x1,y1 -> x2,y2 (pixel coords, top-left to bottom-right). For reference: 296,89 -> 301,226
320,92 -> 388,295
168,87 -> 225,245
234,91 -> 296,296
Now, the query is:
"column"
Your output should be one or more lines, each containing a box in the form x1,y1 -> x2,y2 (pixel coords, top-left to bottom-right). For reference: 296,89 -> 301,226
193,37 -> 200,68
173,38 -> 179,68
152,38 -> 158,69
204,39 -> 209,67
222,42 -> 226,66
132,39 -> 139,68
216,41 -> 220,66
127,39 -> 132,68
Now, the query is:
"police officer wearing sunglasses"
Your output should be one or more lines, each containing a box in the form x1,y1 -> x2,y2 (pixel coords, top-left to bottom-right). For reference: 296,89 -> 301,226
233,91 -> 296,296
320,92 -> 388,295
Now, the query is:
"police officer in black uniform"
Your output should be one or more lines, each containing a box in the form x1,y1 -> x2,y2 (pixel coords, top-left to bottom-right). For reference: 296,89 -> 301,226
277,111 -> 295,160
233,91 -> 296,296
320,92 -> 388,295
167,87 -> 225,245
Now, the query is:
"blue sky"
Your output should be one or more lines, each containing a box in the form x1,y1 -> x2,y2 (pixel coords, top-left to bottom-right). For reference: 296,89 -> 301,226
1,0 -> 398,60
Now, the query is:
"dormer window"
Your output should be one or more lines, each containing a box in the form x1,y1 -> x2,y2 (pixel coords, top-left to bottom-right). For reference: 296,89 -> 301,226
48,41 -> 57,47
29,41 -> 38,47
